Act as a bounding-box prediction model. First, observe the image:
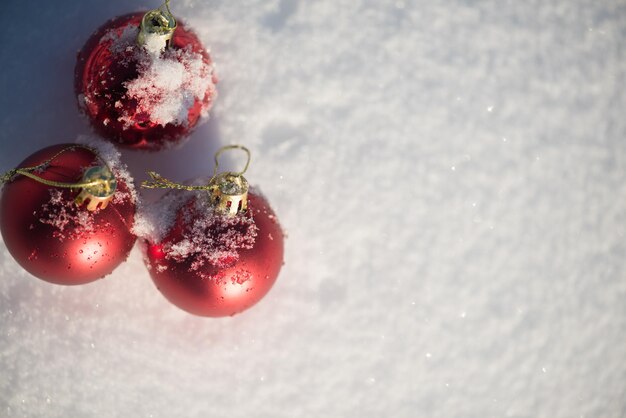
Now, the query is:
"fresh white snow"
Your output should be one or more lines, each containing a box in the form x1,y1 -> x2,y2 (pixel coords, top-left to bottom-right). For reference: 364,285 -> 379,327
0,0 -> 625,417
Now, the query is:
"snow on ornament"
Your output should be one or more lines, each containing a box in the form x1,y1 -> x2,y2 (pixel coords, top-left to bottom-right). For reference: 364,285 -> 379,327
137,145 -> 285,317
75,0 -> 217,151
0,140 -> 137,285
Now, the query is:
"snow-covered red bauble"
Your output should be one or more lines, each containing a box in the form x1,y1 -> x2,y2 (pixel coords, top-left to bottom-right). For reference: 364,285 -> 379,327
137,160 -> 284,316
0,141 -> 137,285
75,8 -> 217,150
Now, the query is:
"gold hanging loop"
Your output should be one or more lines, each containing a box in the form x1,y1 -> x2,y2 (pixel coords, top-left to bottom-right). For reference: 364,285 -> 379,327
208,145 -> 250,216
211,145 -> 251,180
142,144 -> 252,217
0,145 -> 117,212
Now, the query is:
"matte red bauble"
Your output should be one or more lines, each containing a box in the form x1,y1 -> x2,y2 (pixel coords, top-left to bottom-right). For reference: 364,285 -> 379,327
139,147 -> 284,316
75,5 -> 217,151
0,144 -> 137,285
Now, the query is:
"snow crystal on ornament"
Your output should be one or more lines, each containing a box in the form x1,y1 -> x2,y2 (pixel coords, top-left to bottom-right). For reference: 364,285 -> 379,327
167,197 -> 258,270
100,22 -> 216,129
101,25 -> 138,54
38,190 -> 95,241
134,184 -> 258,271
143,35 -> 169,56
132,188 -> 189,243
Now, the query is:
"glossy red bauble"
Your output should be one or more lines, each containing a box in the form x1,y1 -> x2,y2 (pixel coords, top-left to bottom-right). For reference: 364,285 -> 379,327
142,191 -> 284,317
75,12 -> 218,151
0,144 -> 136,285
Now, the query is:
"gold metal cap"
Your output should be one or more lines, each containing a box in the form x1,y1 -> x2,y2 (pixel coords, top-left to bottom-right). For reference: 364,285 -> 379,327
209,172 -> 249,217
137,1 -> 177,50
75,166 -> 118,211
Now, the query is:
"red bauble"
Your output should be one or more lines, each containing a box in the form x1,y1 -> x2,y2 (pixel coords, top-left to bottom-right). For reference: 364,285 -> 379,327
75,12 -> 218,151
142,191 -> 284,317
0,144 -> 137,285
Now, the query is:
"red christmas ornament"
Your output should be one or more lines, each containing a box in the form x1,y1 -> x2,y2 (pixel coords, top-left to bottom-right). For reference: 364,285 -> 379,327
139,146 -> 284,317
0,143 -> 137,285
75,2 -> 217,151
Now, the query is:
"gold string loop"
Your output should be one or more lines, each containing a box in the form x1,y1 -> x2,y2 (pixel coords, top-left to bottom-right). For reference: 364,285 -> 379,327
141,144 -> 252,217
0,169 -> 18,184
142,171 -> 211,191
211,145 -> 251,181
0,145 -> 118,211
163,0 -> 174,16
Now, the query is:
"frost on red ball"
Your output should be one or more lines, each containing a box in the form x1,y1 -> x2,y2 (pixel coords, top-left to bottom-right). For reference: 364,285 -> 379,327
37,189 -> 96,241
75,12 -> 218,151
0,141 -> 137,285
164,200 -> 258,271
135,186 -> 284,317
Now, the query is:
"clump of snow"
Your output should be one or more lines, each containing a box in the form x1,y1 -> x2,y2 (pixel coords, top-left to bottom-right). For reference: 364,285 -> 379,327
100,22 -> 216,128
132,187 -> 189,243
134,184 -> 258,270
143,34 -> 169,55
76,135 -> 137,207
167,196 -> 257,270
37,190 -> 95,241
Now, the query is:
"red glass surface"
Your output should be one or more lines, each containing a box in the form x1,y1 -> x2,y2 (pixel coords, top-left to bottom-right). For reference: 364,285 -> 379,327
144,192 -> 285,317
0,144 -> 137,285
75,12 -> 217,151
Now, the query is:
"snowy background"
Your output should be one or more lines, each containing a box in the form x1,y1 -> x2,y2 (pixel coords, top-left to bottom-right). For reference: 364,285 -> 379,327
1,0 -> 625,417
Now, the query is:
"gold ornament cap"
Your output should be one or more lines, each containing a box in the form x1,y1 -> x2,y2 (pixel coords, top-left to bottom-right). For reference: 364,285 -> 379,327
209,172 -> 249,216
141,145 -> 253,218
207,145 -> 251,217
75,166 -> 118,211
137,0 -> 177,50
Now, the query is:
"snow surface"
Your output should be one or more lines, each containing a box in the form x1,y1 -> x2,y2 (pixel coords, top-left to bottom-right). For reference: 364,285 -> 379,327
1,0 -> 626,417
